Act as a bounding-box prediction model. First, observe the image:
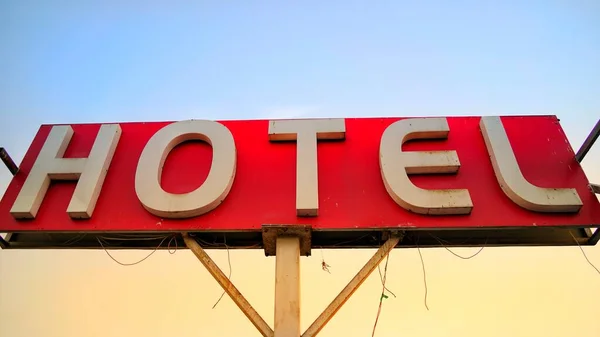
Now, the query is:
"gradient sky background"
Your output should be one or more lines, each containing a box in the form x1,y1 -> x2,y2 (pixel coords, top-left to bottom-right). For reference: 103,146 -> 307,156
1,1 -> 599,336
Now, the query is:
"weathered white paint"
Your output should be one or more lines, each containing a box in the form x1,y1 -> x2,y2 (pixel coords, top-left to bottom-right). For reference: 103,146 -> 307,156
274,236 -> 301,337
379,118 -> 473,215
10,124 -> 121,219
135,120 -> 236,218
269,119 -> 345,216
480,116 -> 582,212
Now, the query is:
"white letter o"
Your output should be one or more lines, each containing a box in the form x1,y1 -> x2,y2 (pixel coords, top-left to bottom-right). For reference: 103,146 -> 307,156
135,120 -> 236,218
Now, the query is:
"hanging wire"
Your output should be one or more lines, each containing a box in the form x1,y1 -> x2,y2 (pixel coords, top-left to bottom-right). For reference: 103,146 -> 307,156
329,234 -> 372,247
62,233 -> 87,246
167,235 -> 178,254
193,236 -> 260,249
377,264 -> 396,298
416,244 -> 429,311
99,235 -> 171,241
430,234 -> 486,260
371,252 -> 391,337
212,235 -> 232,309
97,235 -> 173,266
569,230 -> 600,276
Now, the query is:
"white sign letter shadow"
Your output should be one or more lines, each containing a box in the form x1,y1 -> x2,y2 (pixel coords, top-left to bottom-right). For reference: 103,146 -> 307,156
10,124 -> 122,219
135,120 -> 236,218
269,119 -> 346,217
480,116 -> 582,212
380,118 -> 473,215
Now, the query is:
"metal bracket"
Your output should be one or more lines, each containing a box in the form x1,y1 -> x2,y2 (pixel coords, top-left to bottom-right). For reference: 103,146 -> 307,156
0,147 -> 19,176
381,229 -> 406,242
262,225 -> 312,257
0,234 -> 10,249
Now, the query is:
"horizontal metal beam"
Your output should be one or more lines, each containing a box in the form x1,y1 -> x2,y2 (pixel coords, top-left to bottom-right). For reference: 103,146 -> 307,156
575,119 -> 600,162
1,227 -> 598,249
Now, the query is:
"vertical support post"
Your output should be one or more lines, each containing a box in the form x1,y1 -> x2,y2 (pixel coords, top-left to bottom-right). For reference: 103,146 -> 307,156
274,236 -> 301,337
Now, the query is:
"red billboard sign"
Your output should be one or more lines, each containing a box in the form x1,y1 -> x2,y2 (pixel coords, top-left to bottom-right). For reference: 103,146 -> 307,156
0,115 -> 598,233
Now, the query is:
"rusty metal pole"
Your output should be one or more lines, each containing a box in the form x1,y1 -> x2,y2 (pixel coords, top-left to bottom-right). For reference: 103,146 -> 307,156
0,147 -> 19,176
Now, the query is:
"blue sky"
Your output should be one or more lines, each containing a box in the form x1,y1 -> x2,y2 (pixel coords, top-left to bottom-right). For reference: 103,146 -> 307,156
1,1 -> 599,127
1,1 -> 597,180
0,2 -> 599,336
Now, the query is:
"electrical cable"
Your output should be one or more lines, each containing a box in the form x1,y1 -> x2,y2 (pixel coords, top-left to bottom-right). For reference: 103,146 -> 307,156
212,235 -> 232,309
329,234 -> 372,247
167,235 -> 178,254
192,236 -> 260,249
62,233 -> 87,246
97,235 -> 172,266
417,244 -> 429,311
377,264 -> 396,298
371,251 -> 391,337
569,231 -> 600,276
430,234 -> 486,260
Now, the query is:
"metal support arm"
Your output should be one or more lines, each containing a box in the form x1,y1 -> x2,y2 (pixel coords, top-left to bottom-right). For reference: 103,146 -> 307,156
575,119 -> 600,163
302,234 -> 403,337
182,233 -> 274,337
575,120 -> 600,245
0,147 -> 19,176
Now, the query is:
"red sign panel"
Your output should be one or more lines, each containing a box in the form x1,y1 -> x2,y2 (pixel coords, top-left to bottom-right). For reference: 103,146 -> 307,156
0,116 -> 598,232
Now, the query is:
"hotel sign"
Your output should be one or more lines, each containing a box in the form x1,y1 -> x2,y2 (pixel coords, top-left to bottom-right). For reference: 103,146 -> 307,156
0,116 -> 598,232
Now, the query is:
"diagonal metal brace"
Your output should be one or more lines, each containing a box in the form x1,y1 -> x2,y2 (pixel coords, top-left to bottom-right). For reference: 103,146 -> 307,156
182,233 -> 274,337
590,230 -> 600,245
302,232 -> 404,337
576,121 -> 600,245
0,147 -> 19,176
0,234 -> 10,249
575,119 -> 600,163
589,184 -> 600,244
